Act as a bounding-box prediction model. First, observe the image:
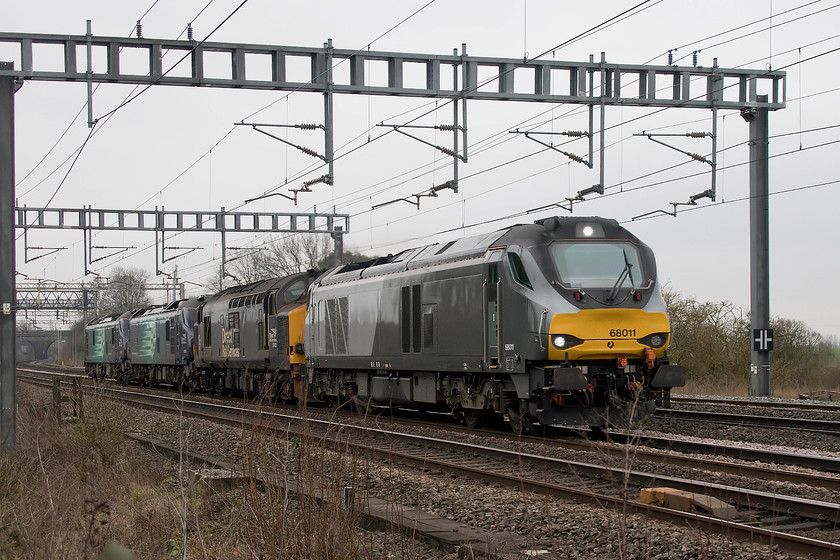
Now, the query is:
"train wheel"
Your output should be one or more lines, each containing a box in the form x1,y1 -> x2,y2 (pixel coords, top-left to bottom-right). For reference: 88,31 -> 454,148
352,396 -> 370,416
507,407 -> 534,435
462,409 -> 484,429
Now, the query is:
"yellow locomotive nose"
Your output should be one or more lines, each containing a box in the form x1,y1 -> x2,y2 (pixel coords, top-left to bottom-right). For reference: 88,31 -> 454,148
547,309 -> 671,361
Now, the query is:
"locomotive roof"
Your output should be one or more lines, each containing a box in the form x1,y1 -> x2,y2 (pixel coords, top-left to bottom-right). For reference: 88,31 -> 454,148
131,297 -> 203,319
494,215 -> 635,246
200,271 -> 318,305
320,216 -> 631,283
85,310 -> 132,327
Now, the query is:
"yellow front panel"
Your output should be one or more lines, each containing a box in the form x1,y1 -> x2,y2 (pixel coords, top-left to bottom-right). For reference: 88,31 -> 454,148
288,303 -> 307,364
548,308 -> 670,361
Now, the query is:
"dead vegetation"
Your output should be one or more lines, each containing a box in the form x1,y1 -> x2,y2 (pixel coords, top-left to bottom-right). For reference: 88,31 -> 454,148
0,385 -> 421,560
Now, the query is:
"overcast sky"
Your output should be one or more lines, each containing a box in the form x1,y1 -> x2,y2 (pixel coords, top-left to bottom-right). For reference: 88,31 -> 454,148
4,1 -> 840,340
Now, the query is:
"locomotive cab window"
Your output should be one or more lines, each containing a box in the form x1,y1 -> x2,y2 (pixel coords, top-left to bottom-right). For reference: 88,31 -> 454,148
507,253 -> 533,290
280,279 -> 307,306
550,242 -> 645,289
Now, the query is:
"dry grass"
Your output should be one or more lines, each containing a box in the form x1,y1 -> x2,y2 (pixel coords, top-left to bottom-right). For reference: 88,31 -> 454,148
0,384 -> 423,560
0,384 -> 181,559
676,376 -> 840,398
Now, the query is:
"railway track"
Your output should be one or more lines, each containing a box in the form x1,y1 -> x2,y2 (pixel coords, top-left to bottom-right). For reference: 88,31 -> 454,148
18,368 -> 840,559
20,365 -> 840,476
672,395 -> 840,413
654,407 -> 840,435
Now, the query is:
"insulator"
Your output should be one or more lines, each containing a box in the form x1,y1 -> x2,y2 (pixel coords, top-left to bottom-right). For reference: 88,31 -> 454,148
187,23 -> 193,42
437,124 -> 456,131
689,132 -> 707,138
136,21 -> 143,39
303,175 -> 328,187
690,189 -> 712,202
439,147 -> 457,158
565,130 -> 585,137
431,180 -> 456,193
567,152 -> 585,164
667,50 -> 673,66
578,185 -> 600,197
689,153 -> 706,162
297,123 -> 320,130
693,51 -> 698,67
300,146 -> 320,158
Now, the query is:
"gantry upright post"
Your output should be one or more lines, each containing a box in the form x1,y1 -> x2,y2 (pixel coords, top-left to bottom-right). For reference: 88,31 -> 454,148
743,94 -> 771,396
0,62 -> 16,453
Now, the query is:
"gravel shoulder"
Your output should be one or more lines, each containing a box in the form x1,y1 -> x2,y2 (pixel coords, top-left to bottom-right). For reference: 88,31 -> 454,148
37,382 -> 831,559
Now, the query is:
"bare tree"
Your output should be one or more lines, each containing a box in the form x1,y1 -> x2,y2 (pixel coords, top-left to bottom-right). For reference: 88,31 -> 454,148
204,233 -> 376,290
96,267 -> 151,315
226,234 -> 332,284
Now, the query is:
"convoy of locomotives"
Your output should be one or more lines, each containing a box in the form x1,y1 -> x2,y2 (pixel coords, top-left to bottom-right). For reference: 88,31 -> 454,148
85,216 -> 685,430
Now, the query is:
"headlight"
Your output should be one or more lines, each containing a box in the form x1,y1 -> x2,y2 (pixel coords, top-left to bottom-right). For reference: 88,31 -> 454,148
638,332 -> 668,348
551,334 -> 584,350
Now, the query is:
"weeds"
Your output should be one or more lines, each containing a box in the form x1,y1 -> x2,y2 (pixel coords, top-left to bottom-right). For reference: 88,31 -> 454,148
2,381 -> 430,559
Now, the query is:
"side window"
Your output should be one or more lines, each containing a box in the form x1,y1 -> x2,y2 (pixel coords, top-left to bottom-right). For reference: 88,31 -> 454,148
203,319 -> 211,347
281,279 -> 306,305
228,312 -> 241,348
508,253 -> 533,290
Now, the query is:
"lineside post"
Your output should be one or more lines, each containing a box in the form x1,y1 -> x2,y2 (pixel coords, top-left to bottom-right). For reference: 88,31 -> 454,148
743,94 -> 771,396
0,63 -> 16,453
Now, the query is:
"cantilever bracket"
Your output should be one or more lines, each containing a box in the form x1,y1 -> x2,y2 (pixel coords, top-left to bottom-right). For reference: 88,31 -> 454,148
510,129 -> 594,169
22,228 -> 66,263
635,132 -> 713,166
379,123 -> 468,164
155,230 -> 202,275
632,189 -> 714,221
377,85 -> 468,198
632,208 -> 677,221
372,180 -> 458,211
635,127 -> 718,201
238,121 -> 329,162
244,191 -> 298,205
566,183 -> 604,207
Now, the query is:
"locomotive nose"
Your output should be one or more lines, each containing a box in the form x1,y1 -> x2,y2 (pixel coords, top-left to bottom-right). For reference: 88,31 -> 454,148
547,309 -> 671,361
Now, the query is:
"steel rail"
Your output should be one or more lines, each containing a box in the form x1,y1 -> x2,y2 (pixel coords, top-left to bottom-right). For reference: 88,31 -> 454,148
654,408 -> 840,435
671,395 -> 840,412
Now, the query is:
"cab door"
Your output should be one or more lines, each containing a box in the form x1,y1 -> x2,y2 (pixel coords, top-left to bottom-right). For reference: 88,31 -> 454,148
483,250 -> 504,369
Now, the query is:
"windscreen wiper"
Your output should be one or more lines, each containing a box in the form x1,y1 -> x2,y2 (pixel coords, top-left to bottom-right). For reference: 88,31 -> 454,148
606,250 -> 633,302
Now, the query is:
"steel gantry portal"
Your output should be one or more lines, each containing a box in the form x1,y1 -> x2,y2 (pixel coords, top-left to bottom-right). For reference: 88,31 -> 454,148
0,30 -> 785,451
